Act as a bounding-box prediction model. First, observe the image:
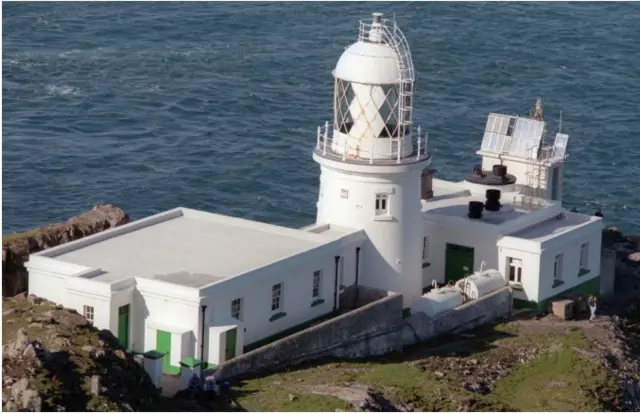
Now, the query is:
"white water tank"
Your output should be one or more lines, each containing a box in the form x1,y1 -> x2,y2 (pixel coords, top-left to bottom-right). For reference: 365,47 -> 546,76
455,269 -> 506,300
410,284 -> 464,318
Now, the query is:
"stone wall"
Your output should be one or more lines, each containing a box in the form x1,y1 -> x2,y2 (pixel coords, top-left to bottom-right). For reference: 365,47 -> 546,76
338,284 -> 393,311
2,204 -> 130,297
401,287 -> 512,346
216,292 -> 404,380
216,287 -> 513,381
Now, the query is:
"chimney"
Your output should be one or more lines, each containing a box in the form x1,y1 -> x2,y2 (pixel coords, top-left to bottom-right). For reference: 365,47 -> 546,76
421,169 -> 436,200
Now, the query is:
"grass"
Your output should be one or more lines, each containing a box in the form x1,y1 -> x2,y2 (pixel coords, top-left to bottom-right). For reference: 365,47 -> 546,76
491,341 -> 621,411
2,229 -> 39,243
230,322 -> 624,412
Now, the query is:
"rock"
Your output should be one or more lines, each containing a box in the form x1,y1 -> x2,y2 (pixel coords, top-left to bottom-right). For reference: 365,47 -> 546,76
434,371 -> 444,377
5,400 -> 18,412
90,375 -> 101,396
82,345 -> 95,353
17,328 -> 29,345
23,343 -> 37,359
29,322 -> 43,329
464,381 -> 490,395
21,389 -> 42,412
115,350 -> 126,359
53,337 -> 72,348
629,252 -> 640,262
2,204 -> 130,297
3,308 -> 16,316
288,393 -> 297,401
94,349 -> 106,358
11,378 -> 30,400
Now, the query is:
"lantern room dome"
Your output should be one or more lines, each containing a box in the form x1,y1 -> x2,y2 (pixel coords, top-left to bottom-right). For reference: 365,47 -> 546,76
333,41 -> 400,85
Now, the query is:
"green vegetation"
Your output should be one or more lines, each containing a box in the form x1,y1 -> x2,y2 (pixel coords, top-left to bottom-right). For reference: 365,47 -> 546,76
231,322 -> 625,412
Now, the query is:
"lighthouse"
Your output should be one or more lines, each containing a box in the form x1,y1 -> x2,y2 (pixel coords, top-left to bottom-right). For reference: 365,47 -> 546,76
313,13 -> 431,306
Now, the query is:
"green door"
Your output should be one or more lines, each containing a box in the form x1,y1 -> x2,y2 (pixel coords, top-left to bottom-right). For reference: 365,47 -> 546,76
445,243 -> 475,283
117,305 -> 130,349
156,330 -> 172,373
225,328 -> 237,361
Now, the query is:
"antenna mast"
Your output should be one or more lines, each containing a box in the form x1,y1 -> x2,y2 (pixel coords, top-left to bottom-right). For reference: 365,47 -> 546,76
558,109 -> 563,134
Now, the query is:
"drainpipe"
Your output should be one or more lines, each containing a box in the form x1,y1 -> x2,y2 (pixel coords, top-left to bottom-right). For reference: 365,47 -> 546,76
200,305 -> 207,379
333,256 -> 340,311
354,247 -> 361,308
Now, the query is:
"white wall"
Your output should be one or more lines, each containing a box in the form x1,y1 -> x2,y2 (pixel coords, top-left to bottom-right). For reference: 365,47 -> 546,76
109,288 -> 134,350
65,283 -> 112,331
200,248 -> 349,348
27,268 -> 68,306
538,225 -> 602,301
480,154 -> 564,202
497,246 -> 541,302
316,165 -> 424,306
137,279 -> 200,361
423,220 -> 500,286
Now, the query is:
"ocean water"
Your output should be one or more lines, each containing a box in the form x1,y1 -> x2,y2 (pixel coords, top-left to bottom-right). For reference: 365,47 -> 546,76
3,2 -> 640,235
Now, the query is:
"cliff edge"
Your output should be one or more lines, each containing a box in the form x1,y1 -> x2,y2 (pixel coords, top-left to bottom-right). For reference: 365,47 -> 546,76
2,204 -> 130,297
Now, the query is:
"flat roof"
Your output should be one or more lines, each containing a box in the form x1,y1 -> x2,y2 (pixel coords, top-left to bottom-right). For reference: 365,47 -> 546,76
509,212 -> 596,242
50,208 -> 354,288
422,179 -> 550,226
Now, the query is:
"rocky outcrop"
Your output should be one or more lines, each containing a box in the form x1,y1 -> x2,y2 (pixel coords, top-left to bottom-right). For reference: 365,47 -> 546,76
1,294 -> 160,412
603,227 -> 640,279
2,204 -> 130,297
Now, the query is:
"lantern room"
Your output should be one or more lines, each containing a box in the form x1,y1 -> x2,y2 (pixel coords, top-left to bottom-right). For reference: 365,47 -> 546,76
328,13 -> 417,162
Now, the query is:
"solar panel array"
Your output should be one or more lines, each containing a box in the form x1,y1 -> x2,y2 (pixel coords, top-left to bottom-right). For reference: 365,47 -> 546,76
480,113 -> 546,160
552,133 -> 570,159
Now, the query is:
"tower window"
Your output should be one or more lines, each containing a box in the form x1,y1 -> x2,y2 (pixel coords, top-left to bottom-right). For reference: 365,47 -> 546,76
375,194 -> 388,215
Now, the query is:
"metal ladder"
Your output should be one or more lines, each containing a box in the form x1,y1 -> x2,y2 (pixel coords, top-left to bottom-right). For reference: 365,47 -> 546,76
381,21 -> 415,142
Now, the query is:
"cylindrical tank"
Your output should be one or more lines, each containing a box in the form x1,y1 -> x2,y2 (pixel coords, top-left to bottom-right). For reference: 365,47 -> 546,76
455,269 -> 506,300
410,286 -> 464,318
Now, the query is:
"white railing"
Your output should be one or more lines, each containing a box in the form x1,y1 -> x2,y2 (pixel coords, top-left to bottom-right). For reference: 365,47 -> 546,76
315,122 -> 429,165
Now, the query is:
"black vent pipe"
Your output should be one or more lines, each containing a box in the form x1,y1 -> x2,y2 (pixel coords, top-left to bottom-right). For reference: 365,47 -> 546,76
333,256 -> 340,311
198,304 -> 207,382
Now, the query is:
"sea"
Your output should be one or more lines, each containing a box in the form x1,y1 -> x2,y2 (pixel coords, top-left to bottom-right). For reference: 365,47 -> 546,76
3,2 -> 640,235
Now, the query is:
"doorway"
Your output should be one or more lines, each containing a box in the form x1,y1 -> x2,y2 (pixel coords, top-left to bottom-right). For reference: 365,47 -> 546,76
117,304 -> 130,349
225,328 -> 237,361
445,243 -> 474,283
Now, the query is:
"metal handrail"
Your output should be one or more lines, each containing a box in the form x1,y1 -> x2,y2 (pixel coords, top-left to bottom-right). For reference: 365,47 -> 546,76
315,121 -> 429,165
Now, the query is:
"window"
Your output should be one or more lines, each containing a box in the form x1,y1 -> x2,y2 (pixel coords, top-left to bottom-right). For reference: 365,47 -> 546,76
83,305 -> 94,324
580,243 -> 589,269
375,194 -> 388,215
271,283 -> 283,311
508,258 -> 522,283
422,237 -> 429,261
554,254 -> 564,281
312,270 -> 322,298
231,298 -> 242,320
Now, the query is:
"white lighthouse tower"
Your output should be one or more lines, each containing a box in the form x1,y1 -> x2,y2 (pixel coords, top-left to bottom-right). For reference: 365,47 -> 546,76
313,13 -> 431,307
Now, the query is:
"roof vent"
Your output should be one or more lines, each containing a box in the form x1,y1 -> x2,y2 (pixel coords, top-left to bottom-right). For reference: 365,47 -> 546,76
468,201 -> 484,220
369,13 -> 384,43
492,164 -> 507,178
485,189 -> 502,212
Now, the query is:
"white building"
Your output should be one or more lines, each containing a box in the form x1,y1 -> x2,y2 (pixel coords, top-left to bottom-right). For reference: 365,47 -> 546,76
27,12 -> 604,375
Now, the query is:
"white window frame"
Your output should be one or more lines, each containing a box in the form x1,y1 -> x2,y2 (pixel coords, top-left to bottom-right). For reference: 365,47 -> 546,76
271,282 -> 283,312
554,254 -> 564,281
508,257 -> 522,284
83,305 -> 94,324
231,298 -> 242,321
312,270 -> 322,298
375,193 -> 389,216
580,243 -> 589,270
